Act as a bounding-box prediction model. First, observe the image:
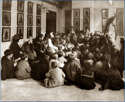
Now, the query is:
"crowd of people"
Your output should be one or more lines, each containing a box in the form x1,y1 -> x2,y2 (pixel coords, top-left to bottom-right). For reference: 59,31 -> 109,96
1,29 -> 124,91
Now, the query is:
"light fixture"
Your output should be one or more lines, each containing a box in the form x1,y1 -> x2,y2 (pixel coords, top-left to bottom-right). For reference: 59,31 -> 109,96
109,0 -> 113,6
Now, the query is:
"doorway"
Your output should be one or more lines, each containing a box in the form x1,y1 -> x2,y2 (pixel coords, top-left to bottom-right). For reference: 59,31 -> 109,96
46,11 -> 56,34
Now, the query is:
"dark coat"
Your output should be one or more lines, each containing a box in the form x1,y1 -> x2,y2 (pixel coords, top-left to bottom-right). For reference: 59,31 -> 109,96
10,41 -> 21,59
1,56 -> 16,80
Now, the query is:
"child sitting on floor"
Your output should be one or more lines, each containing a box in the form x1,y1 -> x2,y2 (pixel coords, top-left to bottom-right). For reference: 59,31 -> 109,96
58,51 -> 67,68
75,60 -> 95,90
44,61 -> 66,88
15,54 -> 31,80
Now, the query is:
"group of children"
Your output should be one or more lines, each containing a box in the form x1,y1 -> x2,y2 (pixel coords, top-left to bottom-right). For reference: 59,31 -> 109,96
1,30 -> 124,91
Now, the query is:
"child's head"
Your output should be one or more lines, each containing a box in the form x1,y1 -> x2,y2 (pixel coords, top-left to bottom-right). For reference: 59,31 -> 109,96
68,53 -> 75,61
51,61 -> 58,69
4,49 -> 13,58
21,54 -> 28,60
51,53 -> 58,60
72,51 -> 78,58
84,59 -> 94,70
58,51 -> 64,57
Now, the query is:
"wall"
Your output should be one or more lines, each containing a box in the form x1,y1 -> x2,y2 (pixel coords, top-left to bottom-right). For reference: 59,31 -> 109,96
1,1 -> 66,57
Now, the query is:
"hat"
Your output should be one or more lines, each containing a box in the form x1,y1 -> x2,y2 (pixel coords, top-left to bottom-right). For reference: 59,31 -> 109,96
13,34 -> 20,40
51,61 -> 58,68
4,49 -> 13,56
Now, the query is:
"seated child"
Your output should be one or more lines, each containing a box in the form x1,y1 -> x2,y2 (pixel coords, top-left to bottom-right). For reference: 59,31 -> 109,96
58,51 -> 67,68
1,49 -> 18,80
15,54 -> 31,80
75,60 -> 95,90
44,61 -> 66,88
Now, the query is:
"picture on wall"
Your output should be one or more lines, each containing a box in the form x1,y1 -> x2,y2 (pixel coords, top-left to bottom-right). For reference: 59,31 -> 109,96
102,9 -> 108,18
83,8 -> 90,17
37,4 -> 41,15
65,19 -> 71,27
83,17 -> 90,26
2,11 -> 11,26
36,27 -> 41,37
28,2 -> 33,14
17,27 -> 24,39
17,1 -> 24,12
27,14 -> 33,26
116,8 -> 123,18
17,13 -> 24,26
102,18 -> 108,26
116,18 -> 123,36
65,10 -> 71,18
2,27 -> 11,42
74,18 -> 80,27
3,1 -> 12,11
74,9 -> 80,17
27,27 -> 33,38
36,16 -> 41,26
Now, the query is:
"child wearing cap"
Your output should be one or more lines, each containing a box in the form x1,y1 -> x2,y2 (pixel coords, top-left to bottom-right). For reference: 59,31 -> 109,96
1,49 -> 17,80
44,61 -> 66,88
15,54 -> 31,80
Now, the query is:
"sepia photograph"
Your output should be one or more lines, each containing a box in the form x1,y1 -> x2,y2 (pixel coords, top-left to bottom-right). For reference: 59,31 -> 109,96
17,13 -> 24,26
74,9 -> 80,17
2,27 -> 11,42
83,8 -> 90,17
17,27 -> 24,39
27,14 -> 33,26
37,4 -> 41,15
27,2 -> 33,14
36,27 -> 41,36
36,16 -> 41,26
17,1 -> 24,12
2,11 -> 11,26
27,27 -> 33,38
65,10 -> 71,18
102,9 -> 108,18
1,0 -> 124,102
2,0 -> 11,11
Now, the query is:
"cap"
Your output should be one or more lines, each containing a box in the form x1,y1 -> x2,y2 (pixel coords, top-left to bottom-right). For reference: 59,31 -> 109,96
4,49 -> 13,56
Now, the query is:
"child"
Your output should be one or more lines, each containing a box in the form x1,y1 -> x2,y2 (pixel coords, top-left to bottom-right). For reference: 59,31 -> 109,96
1,49 -> 17,80
58,51 -> 67,68
44,61 -> 66,88
15,54 -> 31,80
75,60 -> 95,89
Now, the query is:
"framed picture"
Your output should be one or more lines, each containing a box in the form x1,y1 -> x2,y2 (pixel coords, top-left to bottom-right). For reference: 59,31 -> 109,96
83,8 -> 90,17
17,1 -> 24,12
74,27 -> 80,34
116,18 -> 123,36
2,27 -> 11,42
2,11 -> 11,26
36,27 -> 41,37
65,19 -> 71,27
27,27 -> 33,38
27,14 -> 33,26
65,10 -> 71,18
17,13 -> 24,26
83,18 -> 90,26
3,1 -> 12,11
28,2 -> 33,14
37,4 -> 41,15
74,9 -> 80,17
36,16 -> 41,26
17,27 -> 24,39
74,18 -> 80,27
116,8 -> 123,18
102,19 -> 108,26
102,9 -> 108,18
